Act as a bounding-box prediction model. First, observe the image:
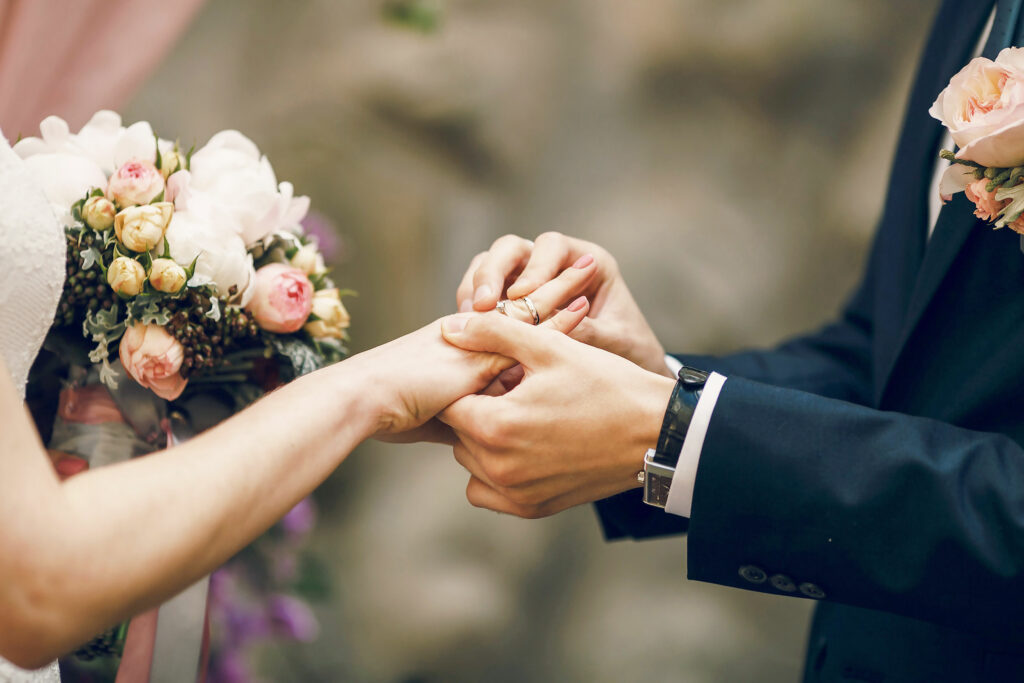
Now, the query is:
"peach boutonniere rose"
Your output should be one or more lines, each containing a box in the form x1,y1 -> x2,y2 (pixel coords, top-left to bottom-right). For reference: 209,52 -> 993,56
931,47 -> 1024,234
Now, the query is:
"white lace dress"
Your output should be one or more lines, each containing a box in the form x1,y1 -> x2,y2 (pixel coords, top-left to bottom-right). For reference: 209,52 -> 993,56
0,134 -> 66,681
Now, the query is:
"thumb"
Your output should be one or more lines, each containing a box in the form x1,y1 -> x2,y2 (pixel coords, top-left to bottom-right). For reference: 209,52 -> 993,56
441,311 -> 553,367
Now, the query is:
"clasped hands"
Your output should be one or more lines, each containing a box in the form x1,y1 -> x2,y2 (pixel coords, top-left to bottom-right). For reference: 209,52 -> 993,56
437,233 -> 677,518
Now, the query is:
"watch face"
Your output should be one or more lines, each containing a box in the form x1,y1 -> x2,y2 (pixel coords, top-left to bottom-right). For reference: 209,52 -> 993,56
643,471 -> 672,508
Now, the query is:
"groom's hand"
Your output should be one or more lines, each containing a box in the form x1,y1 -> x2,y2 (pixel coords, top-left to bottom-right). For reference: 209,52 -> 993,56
456,232 -> 672,377
439,313 -> 675,518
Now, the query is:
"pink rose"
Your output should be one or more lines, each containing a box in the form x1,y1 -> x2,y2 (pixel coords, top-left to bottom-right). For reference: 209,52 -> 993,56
246,264 -> 313,333
964,178 -> 1008,221
107,158 -> 165,207
119,323 -> 188,400
931,48 -> 1024,168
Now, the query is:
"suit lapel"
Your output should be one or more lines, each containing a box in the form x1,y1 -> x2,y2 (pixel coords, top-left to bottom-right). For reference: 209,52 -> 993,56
876,0 -> 999,400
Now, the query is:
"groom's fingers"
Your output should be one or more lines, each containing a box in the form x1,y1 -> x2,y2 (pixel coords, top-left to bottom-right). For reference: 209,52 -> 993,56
506,232 -> 586,300
456,252 -> 487,312
469,235 -> 534,311
524,258 -> 596,321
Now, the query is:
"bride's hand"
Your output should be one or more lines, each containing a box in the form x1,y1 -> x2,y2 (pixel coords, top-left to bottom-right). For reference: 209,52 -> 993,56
353,298 -> 590,441
358,259 -> 599,443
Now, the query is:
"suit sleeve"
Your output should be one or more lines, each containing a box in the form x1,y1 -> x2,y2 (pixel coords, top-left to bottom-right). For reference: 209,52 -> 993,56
686,376 -> 1024,632
595,235 -> 878,540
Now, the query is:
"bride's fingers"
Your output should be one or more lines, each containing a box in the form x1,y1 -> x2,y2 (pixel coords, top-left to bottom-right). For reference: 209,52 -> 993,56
538,296 -> 590,336
498,258 -> 596,324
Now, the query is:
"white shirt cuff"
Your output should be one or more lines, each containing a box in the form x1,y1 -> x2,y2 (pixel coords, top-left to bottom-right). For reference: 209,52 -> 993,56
664,354 -> 683,378
664,371 -> 727,518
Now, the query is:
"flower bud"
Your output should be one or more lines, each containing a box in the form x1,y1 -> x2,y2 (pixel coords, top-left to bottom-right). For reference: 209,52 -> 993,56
246,264 -> 313,333
149,258 -> 188,293
114,202 -> 173,253
289,244 -> 324,275
107,158 -> 165,207
82,196 -> 116,231
159,149 -> 187,180
303,288 -> 350,339
107,257 -> 146,296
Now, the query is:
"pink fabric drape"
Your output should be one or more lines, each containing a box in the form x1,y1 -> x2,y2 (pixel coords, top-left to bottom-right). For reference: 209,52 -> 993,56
0,0 -> 206,137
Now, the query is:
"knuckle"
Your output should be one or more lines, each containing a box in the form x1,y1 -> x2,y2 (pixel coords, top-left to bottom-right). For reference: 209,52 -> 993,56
534,231 -> 565,248
486,458 -> 520,488
492,234 -> 524,251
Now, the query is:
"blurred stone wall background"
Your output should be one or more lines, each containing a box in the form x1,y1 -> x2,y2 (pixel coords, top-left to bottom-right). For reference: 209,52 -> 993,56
125,0 -> 939,680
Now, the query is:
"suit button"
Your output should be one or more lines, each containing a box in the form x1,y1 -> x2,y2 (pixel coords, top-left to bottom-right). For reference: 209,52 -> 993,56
799,582 -> 826,599
738,565 -> 767,584
769,574 -> 796,592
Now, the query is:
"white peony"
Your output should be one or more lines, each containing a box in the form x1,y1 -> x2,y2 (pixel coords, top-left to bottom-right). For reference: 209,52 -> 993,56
183,130 -> 309,246
19,153 -> 108,222
165,209 -> 256,305
13,111 -> 170,175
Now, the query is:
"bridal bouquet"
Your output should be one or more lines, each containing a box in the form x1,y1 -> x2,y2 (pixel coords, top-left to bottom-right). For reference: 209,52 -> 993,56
17,111 -> 349,401
18,111 -> 348,679
933,47 -> 1024,234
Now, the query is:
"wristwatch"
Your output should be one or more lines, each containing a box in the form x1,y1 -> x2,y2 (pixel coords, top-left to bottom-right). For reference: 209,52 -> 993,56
640,364 -> 709,508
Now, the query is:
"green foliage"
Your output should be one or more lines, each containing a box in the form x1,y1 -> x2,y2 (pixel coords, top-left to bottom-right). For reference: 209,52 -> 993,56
269,335 -> 324,381
382,0 -> 441,32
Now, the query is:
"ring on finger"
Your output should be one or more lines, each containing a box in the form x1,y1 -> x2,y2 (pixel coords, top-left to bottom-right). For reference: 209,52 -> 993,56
495,299 -> 512,316
519,296 -> 540,325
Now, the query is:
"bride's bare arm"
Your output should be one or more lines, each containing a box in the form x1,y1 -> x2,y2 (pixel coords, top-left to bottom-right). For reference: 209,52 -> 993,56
0,302 -> 588,668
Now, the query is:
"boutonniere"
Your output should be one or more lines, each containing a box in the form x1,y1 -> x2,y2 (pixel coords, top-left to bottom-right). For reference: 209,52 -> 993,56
931,47 -> 1024,236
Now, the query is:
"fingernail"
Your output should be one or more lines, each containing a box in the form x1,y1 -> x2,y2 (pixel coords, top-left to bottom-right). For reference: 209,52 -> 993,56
567,296 -> 587,312
459,299 -> 473,313
473,284 -> 493,304
573,254 -> 594,269
443,315 -> 470,334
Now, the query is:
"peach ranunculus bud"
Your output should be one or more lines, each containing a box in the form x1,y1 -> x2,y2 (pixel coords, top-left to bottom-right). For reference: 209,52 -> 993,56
107,158 -> 166,207
304,288 -> 350,340
149,258 -> 188,294
246,263 -> 314,333
964,178 -> 1009,222
159,149 -> 187,180
82,195 -> 116,231
114,202 -> 173,253
107,256 -> 146,296
119,323 -> 188,400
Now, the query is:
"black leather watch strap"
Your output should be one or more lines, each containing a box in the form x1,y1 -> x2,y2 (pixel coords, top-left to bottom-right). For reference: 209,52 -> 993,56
652,365 -> 709,467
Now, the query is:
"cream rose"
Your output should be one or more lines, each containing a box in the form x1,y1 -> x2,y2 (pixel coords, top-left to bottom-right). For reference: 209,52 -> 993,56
931,47 -> 1024,168
106,257 -> 146,296
119,323 -> 188,400
149,258 -> 187,294
114,203 -> 173,253
107,159 -> 165,207
246,264 -> 314,333
82,196 -> 116,231
289,244 -> 324,275
304,288 -> 350,339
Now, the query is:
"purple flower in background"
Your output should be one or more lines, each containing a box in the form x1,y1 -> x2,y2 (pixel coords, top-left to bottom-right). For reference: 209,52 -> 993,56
301,210 -> 343,262
281,497 -> 317,539
209,650 -> 257,683
268,595 -> 320,642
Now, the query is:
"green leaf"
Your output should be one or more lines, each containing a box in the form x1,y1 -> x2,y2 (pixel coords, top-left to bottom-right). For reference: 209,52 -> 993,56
80,247 -> 103,271
161,237 -> 171,259
268,336 -> 324,380
154,134 -> 163,170
185,143 -> 196,170
151,189 -> 165,204
205,297 -> 221,322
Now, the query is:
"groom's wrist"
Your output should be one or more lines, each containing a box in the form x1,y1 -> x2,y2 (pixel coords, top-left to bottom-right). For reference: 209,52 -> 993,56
641,365 -> 709,508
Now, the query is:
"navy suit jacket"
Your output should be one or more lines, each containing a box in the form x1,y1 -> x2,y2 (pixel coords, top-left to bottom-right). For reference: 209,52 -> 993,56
595,2 -> 1024,680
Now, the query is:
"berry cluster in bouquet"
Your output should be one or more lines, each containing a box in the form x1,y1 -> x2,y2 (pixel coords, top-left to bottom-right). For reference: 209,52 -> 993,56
19,111 -> 348,679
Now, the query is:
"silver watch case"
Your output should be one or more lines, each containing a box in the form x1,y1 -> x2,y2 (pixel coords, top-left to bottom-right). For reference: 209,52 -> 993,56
642,448 -> 675,508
